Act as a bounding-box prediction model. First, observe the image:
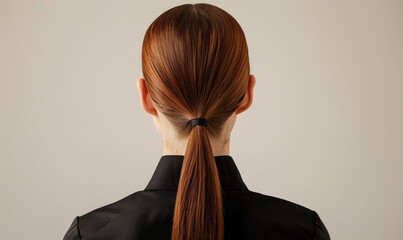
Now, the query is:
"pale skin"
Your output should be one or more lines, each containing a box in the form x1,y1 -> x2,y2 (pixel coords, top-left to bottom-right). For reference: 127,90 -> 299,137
137,75 -> 256,156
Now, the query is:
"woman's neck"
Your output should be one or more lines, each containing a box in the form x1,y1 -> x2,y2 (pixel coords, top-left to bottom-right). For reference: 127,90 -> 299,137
162,134 -> 231,156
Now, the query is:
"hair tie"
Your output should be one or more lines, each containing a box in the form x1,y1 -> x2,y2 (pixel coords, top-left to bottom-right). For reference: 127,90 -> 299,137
190,118 -> 208,128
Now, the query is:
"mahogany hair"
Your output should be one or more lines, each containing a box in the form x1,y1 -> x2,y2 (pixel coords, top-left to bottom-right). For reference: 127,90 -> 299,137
141,3 -> 250,240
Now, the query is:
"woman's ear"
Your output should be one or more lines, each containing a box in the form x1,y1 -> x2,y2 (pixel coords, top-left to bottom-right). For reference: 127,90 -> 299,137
137,78 -> 158,116
235,74 -> 256,115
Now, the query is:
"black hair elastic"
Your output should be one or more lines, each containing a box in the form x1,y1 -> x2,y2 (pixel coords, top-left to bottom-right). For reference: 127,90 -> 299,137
190,118 -> 208,128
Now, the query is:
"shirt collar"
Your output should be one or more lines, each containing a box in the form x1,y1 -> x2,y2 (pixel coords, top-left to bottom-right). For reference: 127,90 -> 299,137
144,155 -> 248,191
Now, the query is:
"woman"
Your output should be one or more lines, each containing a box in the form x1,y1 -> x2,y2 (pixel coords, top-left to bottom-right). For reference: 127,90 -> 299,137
63,3 -> 330,240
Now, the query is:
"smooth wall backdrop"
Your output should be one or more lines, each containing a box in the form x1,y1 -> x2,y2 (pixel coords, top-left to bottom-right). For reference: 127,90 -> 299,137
1,0 -> 402,239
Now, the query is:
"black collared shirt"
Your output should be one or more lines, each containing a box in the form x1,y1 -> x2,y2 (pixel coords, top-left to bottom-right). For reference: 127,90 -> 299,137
63,155 -> 330,240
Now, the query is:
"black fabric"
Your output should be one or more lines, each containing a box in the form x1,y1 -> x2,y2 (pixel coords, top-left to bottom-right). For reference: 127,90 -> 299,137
63,155 -> 331,240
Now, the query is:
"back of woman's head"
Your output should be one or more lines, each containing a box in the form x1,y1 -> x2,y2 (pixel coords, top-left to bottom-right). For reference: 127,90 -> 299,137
141,3 -> 250,240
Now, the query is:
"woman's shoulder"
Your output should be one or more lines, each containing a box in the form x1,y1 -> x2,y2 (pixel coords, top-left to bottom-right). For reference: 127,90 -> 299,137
83,190 -> 176,222
225,189 -> 313,214
63,190 -> 177,240
223,190 -> 331,239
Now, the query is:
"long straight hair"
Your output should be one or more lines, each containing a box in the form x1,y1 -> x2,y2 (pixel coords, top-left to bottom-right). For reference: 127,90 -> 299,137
141,4 -> 250,240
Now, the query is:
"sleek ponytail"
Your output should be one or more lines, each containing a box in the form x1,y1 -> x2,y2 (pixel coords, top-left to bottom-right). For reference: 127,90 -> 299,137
141,4 -> 250,240
172,125 -> 223,240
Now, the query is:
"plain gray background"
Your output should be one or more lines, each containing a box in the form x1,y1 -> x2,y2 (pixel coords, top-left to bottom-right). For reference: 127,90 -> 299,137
1,0 -> 402,239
